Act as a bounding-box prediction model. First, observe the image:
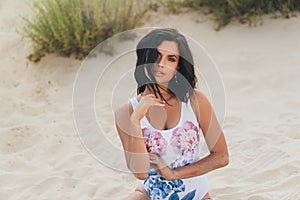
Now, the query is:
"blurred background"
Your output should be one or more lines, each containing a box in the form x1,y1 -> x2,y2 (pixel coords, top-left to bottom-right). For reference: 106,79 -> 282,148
0,0 -> 299,199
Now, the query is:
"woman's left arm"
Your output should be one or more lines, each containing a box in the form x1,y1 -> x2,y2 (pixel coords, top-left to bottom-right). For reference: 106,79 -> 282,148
150,89 -> 229,180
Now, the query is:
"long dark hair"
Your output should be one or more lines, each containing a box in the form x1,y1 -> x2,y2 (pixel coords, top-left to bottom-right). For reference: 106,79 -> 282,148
134,28 -> 197,104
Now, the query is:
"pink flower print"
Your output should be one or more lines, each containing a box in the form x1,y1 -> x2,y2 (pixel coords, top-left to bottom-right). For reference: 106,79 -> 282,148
142,128 -> 168,155
170,121 -> 199,155
142,128 -> 151,137
183,121 -> 198,133
170,127 -> 184,150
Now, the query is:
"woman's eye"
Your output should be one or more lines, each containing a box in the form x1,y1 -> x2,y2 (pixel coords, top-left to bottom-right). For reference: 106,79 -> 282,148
168,58 -> 176,62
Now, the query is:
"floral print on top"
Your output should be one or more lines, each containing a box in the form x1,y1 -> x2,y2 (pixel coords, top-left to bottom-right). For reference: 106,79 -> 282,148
142,128 -> 168,155
170,121 -> 200,155
129,97 -> 209,200
142,121 -> 203,200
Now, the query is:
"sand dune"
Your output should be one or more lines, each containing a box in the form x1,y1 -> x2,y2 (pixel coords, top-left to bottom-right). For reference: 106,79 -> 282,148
1,1 -> 300,199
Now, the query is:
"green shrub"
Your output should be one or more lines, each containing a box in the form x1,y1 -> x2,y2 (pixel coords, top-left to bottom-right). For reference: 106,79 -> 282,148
165,0 -> 300,30
18,0 -> 151,62
157,0 -> 186,13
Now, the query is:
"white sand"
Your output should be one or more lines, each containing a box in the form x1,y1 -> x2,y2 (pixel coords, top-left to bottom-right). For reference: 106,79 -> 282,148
1,1 -> 300,199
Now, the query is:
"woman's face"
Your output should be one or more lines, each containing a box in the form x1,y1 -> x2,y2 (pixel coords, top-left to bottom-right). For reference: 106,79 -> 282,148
152,40 -> 179,86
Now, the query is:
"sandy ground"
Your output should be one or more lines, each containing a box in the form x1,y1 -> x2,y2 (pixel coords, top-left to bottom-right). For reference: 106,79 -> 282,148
1,1 -> 300,199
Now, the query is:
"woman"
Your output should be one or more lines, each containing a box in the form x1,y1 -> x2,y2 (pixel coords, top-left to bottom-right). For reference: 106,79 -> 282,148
115,28 -> 229,200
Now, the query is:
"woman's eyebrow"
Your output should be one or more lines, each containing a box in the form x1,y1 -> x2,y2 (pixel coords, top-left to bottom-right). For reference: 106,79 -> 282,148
169,55 -> 178,58
157,50 -> 178,58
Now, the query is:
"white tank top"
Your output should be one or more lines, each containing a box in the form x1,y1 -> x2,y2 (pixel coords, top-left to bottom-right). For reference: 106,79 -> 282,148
129,96 -> 209,200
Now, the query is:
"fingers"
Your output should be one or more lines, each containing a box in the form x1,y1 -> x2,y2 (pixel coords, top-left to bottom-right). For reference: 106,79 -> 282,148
141,94 -> 165,107
149,153 -> 159,165
131,94 -> 166,123
144,100 -> 165,107
149,153 -> 167,168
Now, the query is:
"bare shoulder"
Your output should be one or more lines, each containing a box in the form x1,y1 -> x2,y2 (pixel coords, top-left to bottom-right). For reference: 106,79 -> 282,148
114,95 -> 143,130
192,89 -> 211,105
114,100 -> 135,145
190,89 -> 212,119
114,100 -> 133,125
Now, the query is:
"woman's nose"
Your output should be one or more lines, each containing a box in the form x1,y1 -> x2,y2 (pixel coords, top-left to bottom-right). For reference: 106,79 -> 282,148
158,57 -> 166,68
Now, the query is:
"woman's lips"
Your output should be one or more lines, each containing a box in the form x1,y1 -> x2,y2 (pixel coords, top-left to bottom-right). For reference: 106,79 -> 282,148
154,70 -> 165,77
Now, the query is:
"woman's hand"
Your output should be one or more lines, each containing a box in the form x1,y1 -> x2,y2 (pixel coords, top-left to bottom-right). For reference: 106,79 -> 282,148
149,153 -> 176,181
130,94 -> 165,124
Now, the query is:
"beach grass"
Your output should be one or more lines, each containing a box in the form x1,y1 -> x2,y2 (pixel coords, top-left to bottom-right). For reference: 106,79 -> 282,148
18,0 -> 300,61
161,0 -> 300,30
18,0 -> 152,62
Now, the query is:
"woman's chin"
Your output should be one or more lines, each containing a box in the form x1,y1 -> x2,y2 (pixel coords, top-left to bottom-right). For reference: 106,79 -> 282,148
156,81 -> 169,87
153,76 -> 171,86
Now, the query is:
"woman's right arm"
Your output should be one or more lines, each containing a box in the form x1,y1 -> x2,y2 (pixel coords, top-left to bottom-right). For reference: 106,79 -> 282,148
114,94 -> 165,180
